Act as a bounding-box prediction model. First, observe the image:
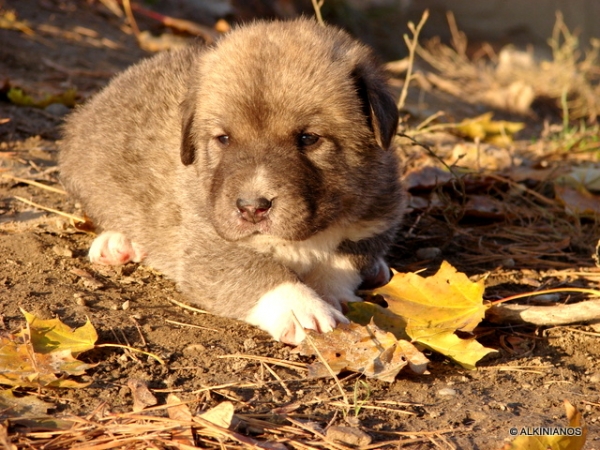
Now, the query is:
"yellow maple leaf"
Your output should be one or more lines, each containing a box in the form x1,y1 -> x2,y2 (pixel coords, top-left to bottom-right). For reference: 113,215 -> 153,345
374,261 -> 488,332
366,261 -> 497,369
0,310 -> 98,389
20,308 -> 97,356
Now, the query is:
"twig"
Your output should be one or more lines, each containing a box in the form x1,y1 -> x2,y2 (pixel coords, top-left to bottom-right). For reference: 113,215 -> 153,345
13,195 -> 86,222
2,173 -> 66,194
129,316 -> 147,346
121,0 -> 140,37
492,287 -> 600,305
487,299 -> 600,326
262,362 -> 293,397
164,318 -> 220,333
166,296 -> 209,314
218,354 -> 307,371
398,10 -> 429,110
311,0 -> 325,26
96,343 -> 165,365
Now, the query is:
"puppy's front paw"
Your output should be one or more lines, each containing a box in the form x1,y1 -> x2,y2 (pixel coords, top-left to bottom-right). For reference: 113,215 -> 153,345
89,231 -> 147,265
245,282 -> 349,345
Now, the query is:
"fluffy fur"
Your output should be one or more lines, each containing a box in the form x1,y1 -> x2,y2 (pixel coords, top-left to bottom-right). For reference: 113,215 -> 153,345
59,19 -> 405,345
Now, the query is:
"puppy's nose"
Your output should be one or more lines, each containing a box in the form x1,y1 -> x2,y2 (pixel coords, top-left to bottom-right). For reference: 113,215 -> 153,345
236,197 -> 272,223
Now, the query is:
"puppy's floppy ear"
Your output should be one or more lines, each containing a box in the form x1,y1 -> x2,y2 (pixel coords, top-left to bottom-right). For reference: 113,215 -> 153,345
180,95 -> 196,166
352,59 -> 399,150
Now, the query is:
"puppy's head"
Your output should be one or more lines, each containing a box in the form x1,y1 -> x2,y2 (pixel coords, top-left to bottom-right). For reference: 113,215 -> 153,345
180,19 -> 399,242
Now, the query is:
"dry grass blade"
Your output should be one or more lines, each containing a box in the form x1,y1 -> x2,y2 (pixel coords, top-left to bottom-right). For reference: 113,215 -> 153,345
328,401 -> 416,415
13,196 -> 86,222
311,0 -> 325,26
218,354 -> 307,371
2,173 -> 66,194
164,318 -> 221,333
166,296 -> 210,314
397,9 -> 429,110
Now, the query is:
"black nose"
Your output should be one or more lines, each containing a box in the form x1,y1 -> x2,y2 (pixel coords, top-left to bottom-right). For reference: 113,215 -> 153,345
236,197 -> 272,224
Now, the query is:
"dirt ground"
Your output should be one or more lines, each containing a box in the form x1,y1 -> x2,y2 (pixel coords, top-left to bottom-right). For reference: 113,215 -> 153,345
1,1 -> 599,449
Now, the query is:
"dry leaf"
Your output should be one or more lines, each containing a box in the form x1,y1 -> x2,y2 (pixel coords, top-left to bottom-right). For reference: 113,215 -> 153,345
297,322 -> 428,382
501,400 -> 587,449
0,310 -> 97,389
0,390 -> 54,419
7,87 -> 77,108
19,309 -> 97,356
453,112 -> 524,145
128,379 -> 157,412
554,184 -> 600,216
556,167 -> 600,192
375,262 -> 488,332
346,301 -> 409,340
166,394 -> 195,445
198,401 -> 234,428
166,394 -> 193,421
370,261 -> 497,369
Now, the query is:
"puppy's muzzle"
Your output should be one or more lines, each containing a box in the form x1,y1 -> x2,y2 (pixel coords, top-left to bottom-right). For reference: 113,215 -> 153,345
236,196 -> 272,224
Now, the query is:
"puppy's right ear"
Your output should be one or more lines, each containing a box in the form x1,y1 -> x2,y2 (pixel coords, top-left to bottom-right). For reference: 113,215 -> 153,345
180,95 -> 196,166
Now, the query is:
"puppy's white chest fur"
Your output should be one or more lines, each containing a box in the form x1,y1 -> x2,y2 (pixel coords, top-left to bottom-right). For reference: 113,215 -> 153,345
246,219 -> 386,274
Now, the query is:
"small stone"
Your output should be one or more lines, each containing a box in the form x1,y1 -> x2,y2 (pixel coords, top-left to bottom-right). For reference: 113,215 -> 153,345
531,294 -> 561,303
243,338 -> 257,351
501,258 -> 515,268
122,300 -> 130,310
326,426 -> 372,447
416,247 -> 442,260
590,373 -> 600,383
437,388 -> 457,397
45,103 -> 71,116
183,344 -> 207,356
52,245 -> 73,258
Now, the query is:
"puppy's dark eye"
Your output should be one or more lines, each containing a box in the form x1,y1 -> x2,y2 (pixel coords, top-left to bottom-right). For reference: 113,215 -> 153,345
298,133 -> 320,148
216,135 -> 230,146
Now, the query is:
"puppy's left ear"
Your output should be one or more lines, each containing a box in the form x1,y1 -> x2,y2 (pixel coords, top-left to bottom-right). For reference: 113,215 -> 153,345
352,59 -> 399,150
180,95 -> 196,166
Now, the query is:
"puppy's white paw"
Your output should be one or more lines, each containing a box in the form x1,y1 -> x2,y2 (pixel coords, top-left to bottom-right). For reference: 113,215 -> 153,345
245,282 -> 349,345
89,231 -> 147,265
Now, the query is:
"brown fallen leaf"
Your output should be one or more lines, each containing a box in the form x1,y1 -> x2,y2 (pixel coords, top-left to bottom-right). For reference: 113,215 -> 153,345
198,401 -> 235,429
0,390 -> 54,420
554,184 -> 600,216
128,378 -> 157,412
297,321 -> 428,382
166,394 -> 195,445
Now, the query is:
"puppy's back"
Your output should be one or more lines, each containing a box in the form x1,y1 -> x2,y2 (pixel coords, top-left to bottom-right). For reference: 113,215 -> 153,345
60,47 -> 199,239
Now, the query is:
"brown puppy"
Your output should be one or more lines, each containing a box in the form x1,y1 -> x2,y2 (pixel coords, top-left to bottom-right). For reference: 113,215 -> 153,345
59,19 -> 405,345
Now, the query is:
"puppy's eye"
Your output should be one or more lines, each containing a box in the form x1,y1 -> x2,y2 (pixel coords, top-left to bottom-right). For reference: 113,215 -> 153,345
216,135 -> 230,146
298,133 -> 320,148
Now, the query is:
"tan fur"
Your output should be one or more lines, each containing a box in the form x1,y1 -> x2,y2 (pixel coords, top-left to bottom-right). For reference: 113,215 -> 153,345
59,19 -> 405,344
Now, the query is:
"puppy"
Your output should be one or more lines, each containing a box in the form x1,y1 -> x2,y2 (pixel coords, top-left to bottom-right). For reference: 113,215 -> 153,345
59,19 -> 405,345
